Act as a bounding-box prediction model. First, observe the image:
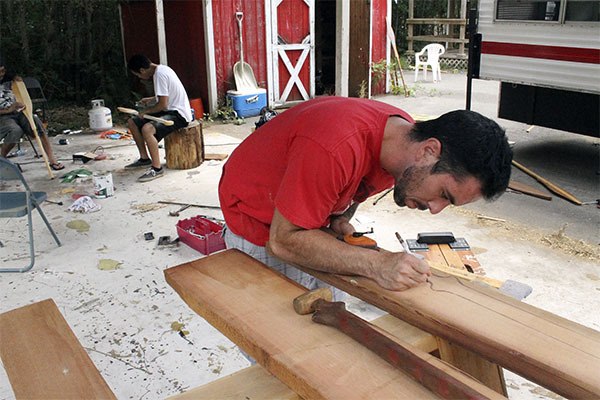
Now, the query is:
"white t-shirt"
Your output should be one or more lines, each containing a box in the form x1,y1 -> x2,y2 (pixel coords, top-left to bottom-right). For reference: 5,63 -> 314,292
153,64 -> 192,122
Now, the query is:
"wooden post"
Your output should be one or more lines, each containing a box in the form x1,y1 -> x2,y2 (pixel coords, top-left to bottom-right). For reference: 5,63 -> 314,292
164,120 -> 204,169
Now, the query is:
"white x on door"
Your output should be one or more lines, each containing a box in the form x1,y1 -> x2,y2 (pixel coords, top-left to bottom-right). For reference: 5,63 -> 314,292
268,0 -> 315,106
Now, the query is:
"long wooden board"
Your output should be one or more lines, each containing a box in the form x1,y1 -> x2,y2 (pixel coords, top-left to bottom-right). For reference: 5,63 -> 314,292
165,250 -> 504,400
0,299 -> 116,399
293,258 -> 600,399
171,313 -> 438,399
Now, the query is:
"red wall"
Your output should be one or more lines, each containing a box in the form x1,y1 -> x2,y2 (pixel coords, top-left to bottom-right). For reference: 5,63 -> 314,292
120,0 -> 208,111
164,1 -> 207,106
211,1 -> 267,102
371,0 -> 388,95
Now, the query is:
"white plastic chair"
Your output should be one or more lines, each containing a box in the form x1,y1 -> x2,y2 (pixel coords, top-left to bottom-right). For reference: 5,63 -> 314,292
414,44 -> 445,82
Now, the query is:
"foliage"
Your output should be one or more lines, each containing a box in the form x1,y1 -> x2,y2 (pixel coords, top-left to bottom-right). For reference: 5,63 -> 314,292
205,97 -> 245,125
371,57 -> 416,97
0,0 -> 130,107
391,0 -> 454,53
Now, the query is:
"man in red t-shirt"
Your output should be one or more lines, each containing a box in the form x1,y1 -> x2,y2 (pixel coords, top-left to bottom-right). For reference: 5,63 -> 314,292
219,97 -> 512,292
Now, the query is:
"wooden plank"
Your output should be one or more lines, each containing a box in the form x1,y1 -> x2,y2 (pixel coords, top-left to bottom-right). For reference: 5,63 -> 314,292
165,250 -> 505,400
508,180 -> 553,201
172,314 -> 438,400
436,339 -> 507,396
426,244 -> 506,394
204,153 -> 229,161
168,365 -> 301,400
0,299 -> 116,400
407,18 -> 467,24
293,260 -> 600,399
371,314 -> 438,353
409,35 -> 469,44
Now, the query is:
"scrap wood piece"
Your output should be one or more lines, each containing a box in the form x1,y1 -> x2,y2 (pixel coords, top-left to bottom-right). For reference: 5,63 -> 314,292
165,250 -> 503,400
0,299 -> 116,399
168,364 -> 300,400
293,260 -> 600,399
204,153 -> 229,161
508,180 -> 552,201
512,160 -> 582,205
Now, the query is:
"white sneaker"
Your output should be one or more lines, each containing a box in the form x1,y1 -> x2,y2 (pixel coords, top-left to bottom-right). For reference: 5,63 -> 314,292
138,167 -> 164,182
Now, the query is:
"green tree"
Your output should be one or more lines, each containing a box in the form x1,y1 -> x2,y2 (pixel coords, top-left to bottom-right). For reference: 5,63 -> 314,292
0,0 -> 129,107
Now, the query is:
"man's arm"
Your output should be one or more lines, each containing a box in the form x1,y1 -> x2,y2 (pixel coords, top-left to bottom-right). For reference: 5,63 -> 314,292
0,102 -> 25,115
267,209 -> 430,291
140,95 -> 168,115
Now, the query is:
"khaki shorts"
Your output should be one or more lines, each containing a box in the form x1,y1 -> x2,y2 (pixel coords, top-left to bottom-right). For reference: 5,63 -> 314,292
0,113 -> 46,144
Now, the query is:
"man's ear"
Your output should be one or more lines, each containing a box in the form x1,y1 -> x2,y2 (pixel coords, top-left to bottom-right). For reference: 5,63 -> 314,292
416,138 -> 442,165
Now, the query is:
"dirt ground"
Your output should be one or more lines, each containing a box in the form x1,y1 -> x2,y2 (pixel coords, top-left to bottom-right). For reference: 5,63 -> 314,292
0,72 -> 598,399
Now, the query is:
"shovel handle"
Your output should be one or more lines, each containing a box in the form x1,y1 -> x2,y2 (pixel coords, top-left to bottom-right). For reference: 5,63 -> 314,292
236,12 -> 244,64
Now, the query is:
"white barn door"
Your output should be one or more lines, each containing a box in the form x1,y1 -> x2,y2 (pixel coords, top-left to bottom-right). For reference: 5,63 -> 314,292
267,0 -> 315,106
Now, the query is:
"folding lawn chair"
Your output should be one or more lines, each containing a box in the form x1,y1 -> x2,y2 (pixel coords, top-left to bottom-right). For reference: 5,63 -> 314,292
0,157 -> 61,272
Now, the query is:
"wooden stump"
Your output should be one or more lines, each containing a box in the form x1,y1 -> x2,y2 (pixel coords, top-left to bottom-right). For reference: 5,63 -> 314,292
164,120 -> 204,169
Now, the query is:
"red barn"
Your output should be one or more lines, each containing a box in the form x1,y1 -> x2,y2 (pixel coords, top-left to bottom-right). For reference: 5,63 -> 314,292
119,0 -> 392,114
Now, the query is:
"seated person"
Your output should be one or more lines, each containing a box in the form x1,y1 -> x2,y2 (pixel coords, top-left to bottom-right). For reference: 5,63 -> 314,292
0,65 -> 63,169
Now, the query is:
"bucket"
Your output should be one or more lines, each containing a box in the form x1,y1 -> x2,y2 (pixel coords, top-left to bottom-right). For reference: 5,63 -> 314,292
189,98 -> 204,120
93,172 -> 114,198
89,99 -> 113,131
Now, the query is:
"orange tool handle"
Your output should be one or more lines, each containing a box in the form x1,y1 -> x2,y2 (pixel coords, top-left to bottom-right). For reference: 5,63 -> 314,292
343,234 -> 378,249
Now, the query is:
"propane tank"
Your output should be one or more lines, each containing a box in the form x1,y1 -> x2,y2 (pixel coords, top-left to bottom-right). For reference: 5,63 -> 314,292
88,99 -> 113,131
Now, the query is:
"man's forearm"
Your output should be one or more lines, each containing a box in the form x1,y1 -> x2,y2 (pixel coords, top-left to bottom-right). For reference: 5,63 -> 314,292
268,209 -> 431,291
268,221 -> 378,278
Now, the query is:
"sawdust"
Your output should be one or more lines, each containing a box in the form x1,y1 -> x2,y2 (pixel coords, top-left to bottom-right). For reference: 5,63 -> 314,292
452,208 -> 600,262
130,203 -> 166,215
586,273 -> 600,281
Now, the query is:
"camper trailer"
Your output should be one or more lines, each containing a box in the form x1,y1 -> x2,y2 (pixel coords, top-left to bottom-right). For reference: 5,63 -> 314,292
472,0 -> 599,136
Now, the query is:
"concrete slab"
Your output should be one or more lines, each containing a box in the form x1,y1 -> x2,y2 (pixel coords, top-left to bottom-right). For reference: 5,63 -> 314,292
1,72 -> 598,399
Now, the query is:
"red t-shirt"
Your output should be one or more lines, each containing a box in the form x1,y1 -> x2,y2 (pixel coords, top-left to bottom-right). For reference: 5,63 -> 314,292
218,97 -> 414,246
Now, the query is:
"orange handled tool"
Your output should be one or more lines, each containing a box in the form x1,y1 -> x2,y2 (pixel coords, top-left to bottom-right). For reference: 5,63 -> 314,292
340,229 -> 378,250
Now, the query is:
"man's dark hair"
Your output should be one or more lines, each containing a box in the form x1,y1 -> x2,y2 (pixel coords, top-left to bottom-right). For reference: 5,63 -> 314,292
409,110 -> 512,200
127,54 -> 151,73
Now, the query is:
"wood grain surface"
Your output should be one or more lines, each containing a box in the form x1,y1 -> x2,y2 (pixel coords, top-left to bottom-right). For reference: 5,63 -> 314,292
0,299 -> 116,399
293,256 -> 600,399
165,249 -> 504,400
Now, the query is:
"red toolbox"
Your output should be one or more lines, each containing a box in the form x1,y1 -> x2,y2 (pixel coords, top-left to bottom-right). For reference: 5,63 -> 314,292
176,216 -> 226,255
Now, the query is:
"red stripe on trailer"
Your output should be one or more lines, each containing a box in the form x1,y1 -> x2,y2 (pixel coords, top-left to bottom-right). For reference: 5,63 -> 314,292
481,41 -> 600,64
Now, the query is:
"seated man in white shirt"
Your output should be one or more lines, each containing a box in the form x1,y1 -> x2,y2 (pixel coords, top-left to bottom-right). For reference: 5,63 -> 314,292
125,54 -> 192,182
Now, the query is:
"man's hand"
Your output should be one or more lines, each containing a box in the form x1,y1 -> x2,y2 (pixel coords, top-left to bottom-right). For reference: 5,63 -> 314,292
13,102 -> 25,112
370,252 -> 431,291
329,217 -> 355,236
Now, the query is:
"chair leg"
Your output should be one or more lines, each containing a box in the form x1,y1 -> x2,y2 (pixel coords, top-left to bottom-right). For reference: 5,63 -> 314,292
0,204 -> 35,273
25,133 -> 40,158
34,203 -> 62,246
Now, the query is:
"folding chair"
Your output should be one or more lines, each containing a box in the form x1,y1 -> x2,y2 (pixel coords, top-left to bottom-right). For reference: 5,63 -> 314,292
23,77 -> 48,122
0,157 -> 61,272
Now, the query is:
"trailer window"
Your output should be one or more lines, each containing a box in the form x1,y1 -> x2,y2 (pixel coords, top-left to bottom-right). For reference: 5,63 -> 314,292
565,0 -> 600,21
496,0 -> 560,20
496,0 -> 600,21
